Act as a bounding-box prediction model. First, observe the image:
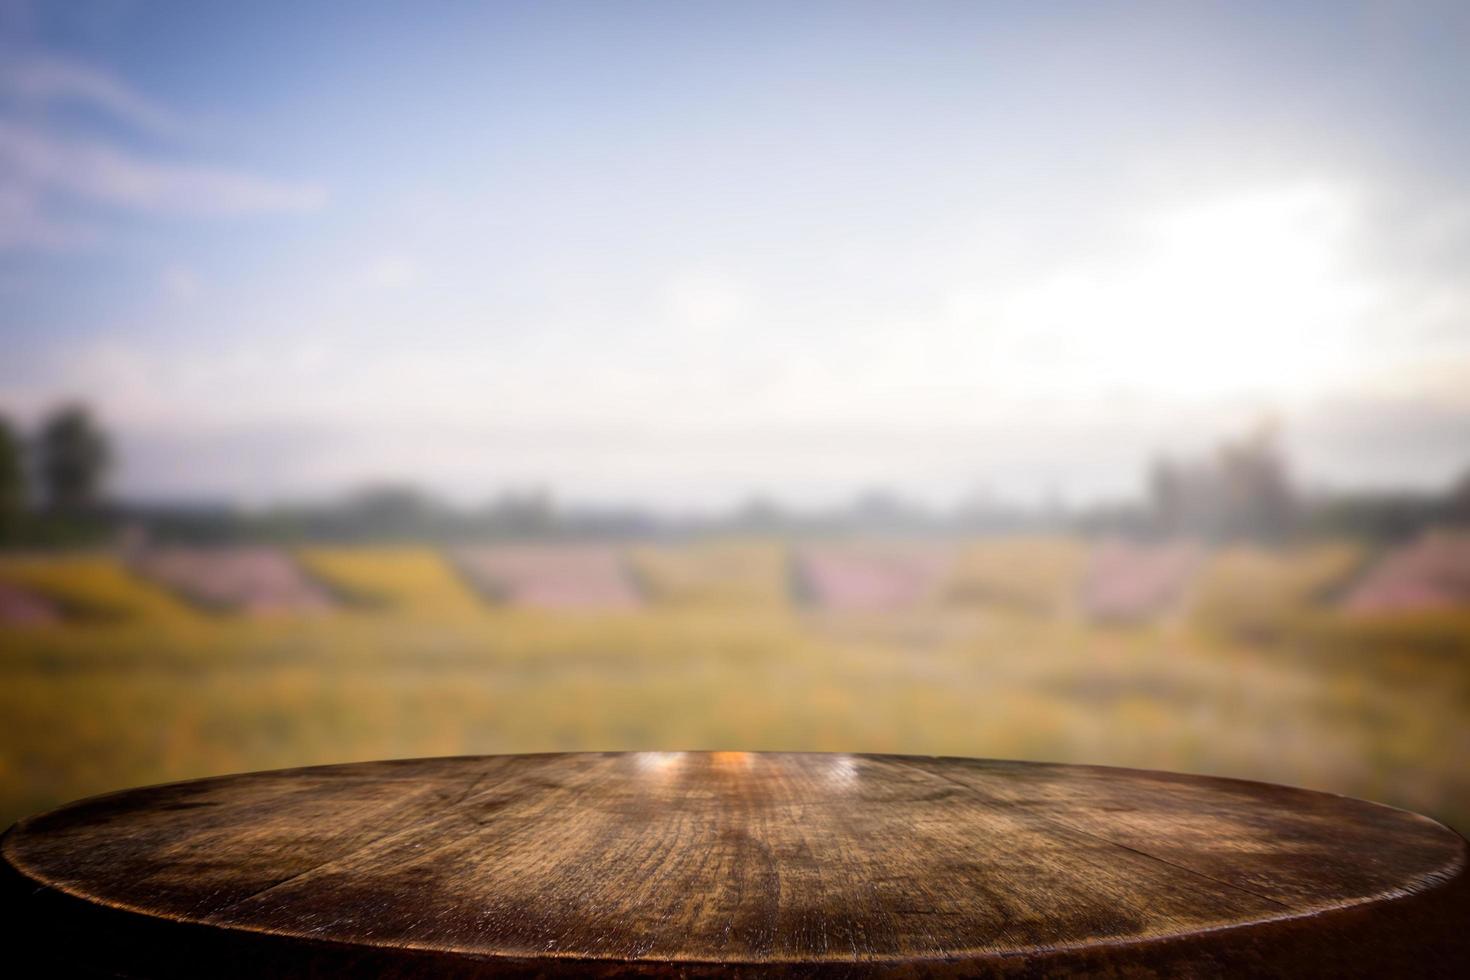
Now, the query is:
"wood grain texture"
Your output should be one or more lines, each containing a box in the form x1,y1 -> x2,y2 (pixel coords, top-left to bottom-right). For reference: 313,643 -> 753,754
2,752 -> 1467,977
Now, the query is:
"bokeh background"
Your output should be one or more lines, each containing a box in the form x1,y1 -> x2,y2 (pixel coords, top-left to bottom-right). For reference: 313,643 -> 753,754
2,1 -> 1469,832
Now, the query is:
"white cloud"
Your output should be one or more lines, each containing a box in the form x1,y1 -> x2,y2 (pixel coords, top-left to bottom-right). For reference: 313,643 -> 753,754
365,254 -> 422,290
662,272 -> 749,332
0,120 -> 326,217
915,181 -> 1384,409
1,53 -> 178,135
0,44 -> 325,251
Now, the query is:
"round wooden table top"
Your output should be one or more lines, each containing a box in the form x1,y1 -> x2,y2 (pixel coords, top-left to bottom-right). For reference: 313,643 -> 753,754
3,753 -> 1467,977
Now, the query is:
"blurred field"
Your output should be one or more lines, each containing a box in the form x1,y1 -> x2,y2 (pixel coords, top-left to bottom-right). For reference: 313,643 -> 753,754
297,546 -> 486,617
2,537 -> 1468,834
629,540 -> 789,607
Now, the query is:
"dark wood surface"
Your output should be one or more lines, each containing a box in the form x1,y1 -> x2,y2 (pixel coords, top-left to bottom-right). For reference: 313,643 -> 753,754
3,752 -> 1467,977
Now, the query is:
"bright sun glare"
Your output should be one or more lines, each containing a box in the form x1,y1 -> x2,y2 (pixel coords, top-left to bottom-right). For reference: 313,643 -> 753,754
1001,184 -> 1373,403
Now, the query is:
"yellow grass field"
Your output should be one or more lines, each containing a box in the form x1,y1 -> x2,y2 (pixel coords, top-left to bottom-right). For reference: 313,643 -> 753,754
627,540 -> 790,607
2,540 -> 1468,834
296,546 -> 487,617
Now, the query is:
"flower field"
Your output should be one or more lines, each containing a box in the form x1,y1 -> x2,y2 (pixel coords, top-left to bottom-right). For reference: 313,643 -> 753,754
1343,532 -> 1470,614
0,580 -> 58,626
1080,539 -> 1203,622
130,546 -> 336,615
946,536 -> 1090,614
298,546 -> 487,618
2,535 -> 1468,836
452,545 -> 644,610
0,553 -> 201,626
1189,542 -> 1363,640
628,540 -> 789,607
793,543 -> 954,611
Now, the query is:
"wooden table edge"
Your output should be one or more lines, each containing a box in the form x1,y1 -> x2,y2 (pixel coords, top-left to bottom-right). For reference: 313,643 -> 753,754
4,754 -> 1468,977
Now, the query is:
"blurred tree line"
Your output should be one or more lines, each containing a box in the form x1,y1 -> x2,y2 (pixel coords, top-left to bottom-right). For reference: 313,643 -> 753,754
0,404 -> 113,546
1085,424 -> 1470,543
1147,424 -> 1296,541
1,405 -> 1467,547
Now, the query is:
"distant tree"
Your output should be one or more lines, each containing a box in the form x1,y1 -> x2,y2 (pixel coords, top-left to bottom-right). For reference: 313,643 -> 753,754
482,488 -> 556,537
733,495 -> 785,532
850,488 -> 924,531
340,484 -> 444,539
1147,422 -> 1296,542
0,414 -> 26,537
1447,467 -> 1470,526
1149,455 -> 1220,538
1215,423 -> 1295,541
1149,457 -> 1188,536
36,403 -> 112,514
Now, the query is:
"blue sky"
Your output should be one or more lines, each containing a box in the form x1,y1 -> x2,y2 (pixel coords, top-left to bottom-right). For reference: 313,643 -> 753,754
2,1 -> 1468,508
